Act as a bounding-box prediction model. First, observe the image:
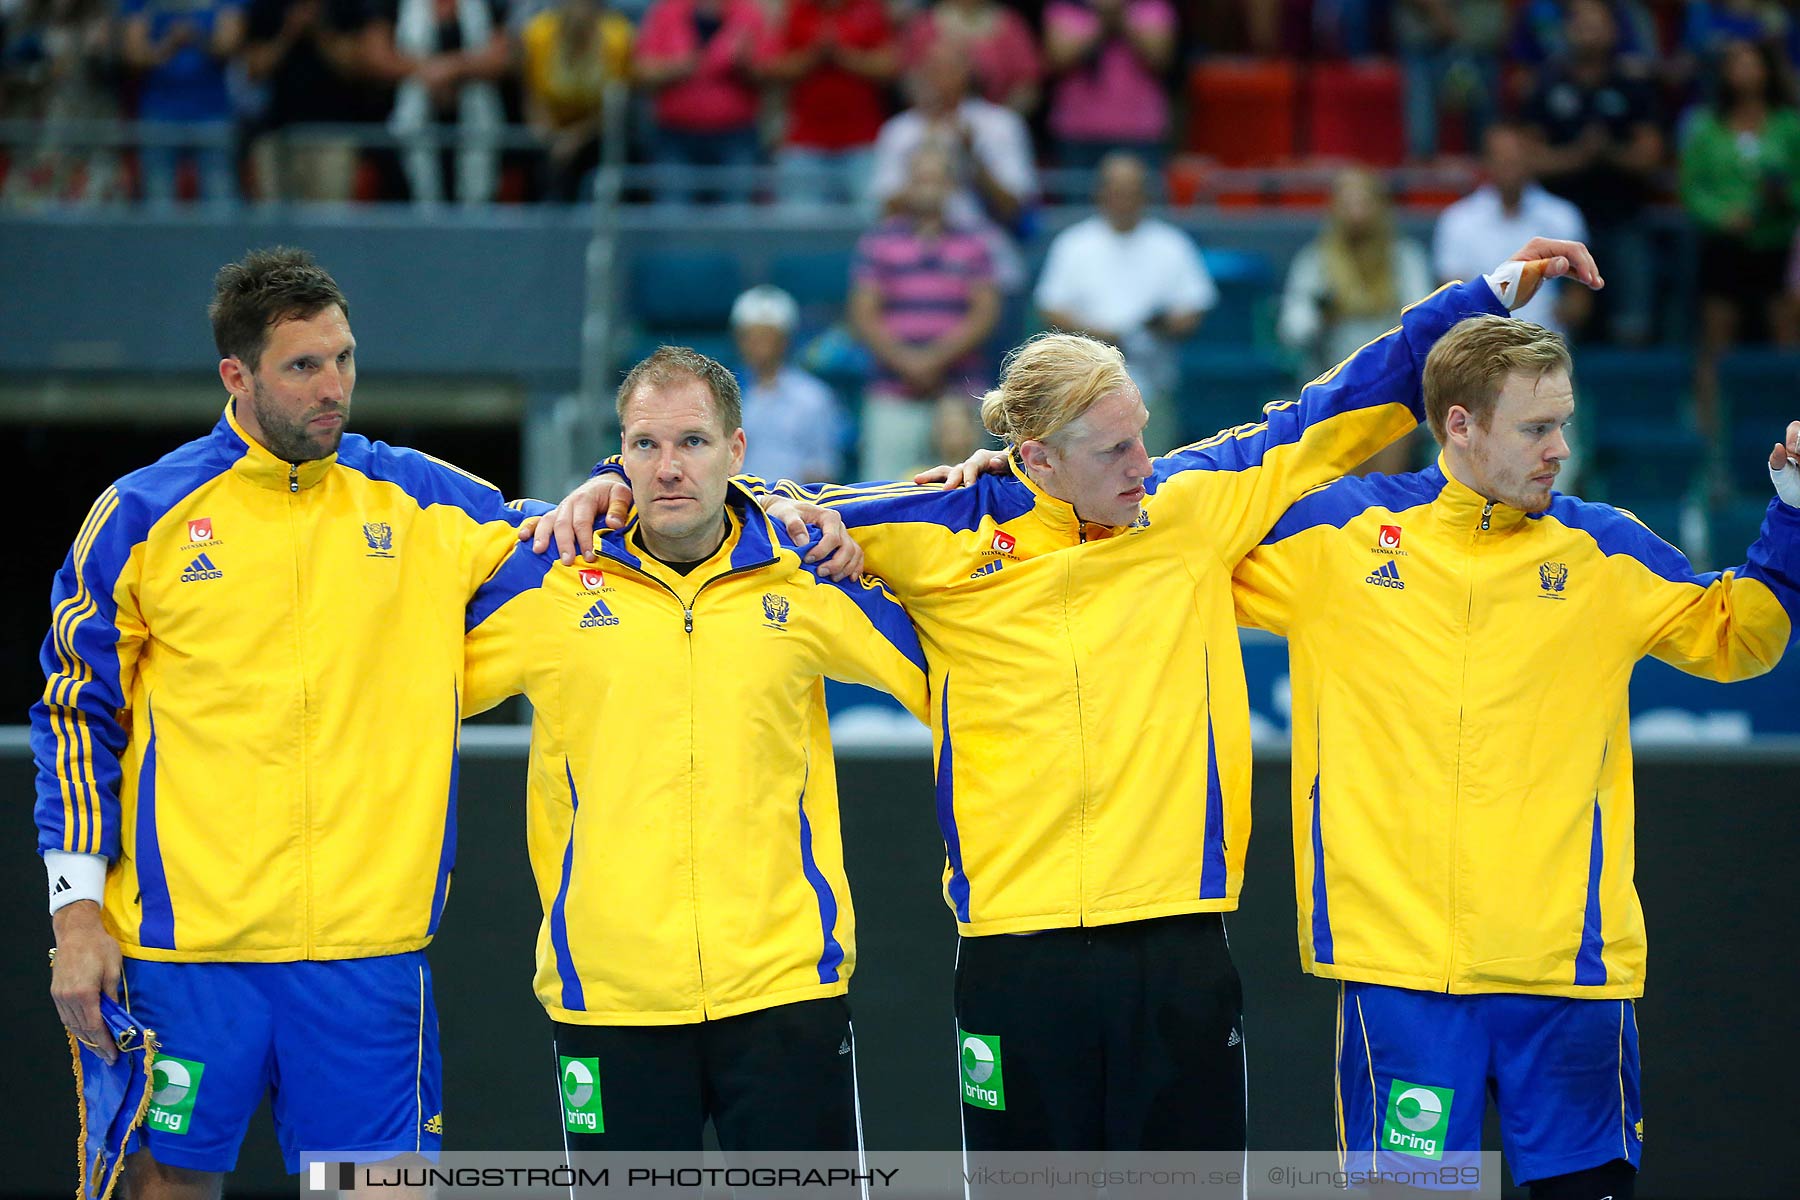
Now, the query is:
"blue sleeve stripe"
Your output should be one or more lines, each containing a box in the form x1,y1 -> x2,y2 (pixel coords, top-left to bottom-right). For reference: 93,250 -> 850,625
44,487 -> 121,855
811,477 -> 1038,536
812,571 -> 928,674
1739,499 -> 1800,634
935,682 -> 972,925
1151,279 -> 1501,483
135,700 -> 175,949
467,543 -> 557,633
1260,470 -> 1448,545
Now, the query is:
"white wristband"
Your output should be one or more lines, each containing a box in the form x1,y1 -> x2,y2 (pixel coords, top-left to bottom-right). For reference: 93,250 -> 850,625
1774,458 -> 1800,508
45,850 -> 107,914
1483,262 -> 1530,312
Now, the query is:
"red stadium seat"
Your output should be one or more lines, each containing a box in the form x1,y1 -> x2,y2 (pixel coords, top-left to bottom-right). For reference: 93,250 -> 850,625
1305,59 -> 1404,166
1184,59 -> 1299,166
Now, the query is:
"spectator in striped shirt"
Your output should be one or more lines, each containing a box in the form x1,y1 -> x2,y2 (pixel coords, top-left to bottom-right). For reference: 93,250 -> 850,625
849,143 -> 1001,481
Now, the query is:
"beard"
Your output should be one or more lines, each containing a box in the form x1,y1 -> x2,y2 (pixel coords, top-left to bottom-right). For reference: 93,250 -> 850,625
249,377 -> 348,463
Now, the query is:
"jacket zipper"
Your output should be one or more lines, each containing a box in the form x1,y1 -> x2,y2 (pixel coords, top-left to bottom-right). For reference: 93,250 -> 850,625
1445,499 -> 1495,989
604,545 -> 778,1012
287,464 -> 313,955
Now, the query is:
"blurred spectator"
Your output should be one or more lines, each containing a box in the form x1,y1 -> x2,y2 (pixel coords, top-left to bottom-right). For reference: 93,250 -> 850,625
1524,0 -> 1663,344
363,0 -> 511,205
1433,122 -> 1590,334
241,0 -> 375,202
850,144 -> 1000,481
901,0 -> 1040,116
521,0 -> 630,202
634,0 -> 764,204
868,41 -> 1035,288
1,0 -> 125,205
1042,0 -> 1175,170
1681,36 -> 1800,433
1034,152 -> 1215,454
1278,167 -> 1431,406
758,0 -> 895,207
731,284 -> 846,483
1509,0 -> 1657,79
121,0 -> 246,207
1394,0 -> 1504,161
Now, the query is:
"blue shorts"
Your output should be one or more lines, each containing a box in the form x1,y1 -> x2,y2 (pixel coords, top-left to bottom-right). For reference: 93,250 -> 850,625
1337,983 -> 1642,1187
121,952 -> 443,1173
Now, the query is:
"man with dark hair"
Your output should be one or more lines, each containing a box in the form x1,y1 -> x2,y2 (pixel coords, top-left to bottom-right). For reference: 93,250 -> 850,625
462,345 -> 928,1154
1233,316 -> 1800,1198
34,245 -> 534,1192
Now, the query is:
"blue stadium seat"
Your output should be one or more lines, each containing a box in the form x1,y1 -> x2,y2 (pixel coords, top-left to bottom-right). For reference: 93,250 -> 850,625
771,250 -> 855,317
629,251 -> 743,332
1193,248 -> 1277,349
1174,346 -> 1295,445
1719,350 -> 1800,494
1571,347 -> 1704,499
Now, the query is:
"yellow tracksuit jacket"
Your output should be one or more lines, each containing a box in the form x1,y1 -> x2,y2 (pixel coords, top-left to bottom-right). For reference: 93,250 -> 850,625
1232,459 -> 1799,996
462,488 -> 929,1024
758,280 -> 1509,936
31,403 -> 527,961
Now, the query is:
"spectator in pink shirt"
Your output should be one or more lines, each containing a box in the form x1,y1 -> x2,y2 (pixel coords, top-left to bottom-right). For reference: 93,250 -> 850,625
635,0 -> 764,201
901,0 -> 1041,116
759,0 -> 898,205
1044,0 -> 1176,169
850,143 -> 1001,479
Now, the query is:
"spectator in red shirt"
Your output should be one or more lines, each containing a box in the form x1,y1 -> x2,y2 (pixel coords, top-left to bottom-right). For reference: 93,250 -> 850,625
901,0 -> 1041,117
759,0 -> 897,206
635,0 -> 764,202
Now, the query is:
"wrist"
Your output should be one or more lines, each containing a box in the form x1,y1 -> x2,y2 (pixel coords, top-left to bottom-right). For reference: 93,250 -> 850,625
46,850 -> 107,914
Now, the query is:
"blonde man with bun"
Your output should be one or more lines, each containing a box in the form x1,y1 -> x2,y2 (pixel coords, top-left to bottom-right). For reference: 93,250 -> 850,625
535,238 -> 1598,1153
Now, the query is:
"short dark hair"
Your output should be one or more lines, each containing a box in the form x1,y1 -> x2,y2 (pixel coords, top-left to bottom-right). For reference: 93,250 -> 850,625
209,247 -> 349,372
615,345 -> 743,432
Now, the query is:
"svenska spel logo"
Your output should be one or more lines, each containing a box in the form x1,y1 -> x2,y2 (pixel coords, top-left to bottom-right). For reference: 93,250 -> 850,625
578,568 -> 604,591
991,531 -> 1016,554
1382,1080 -> 1452,1160
187,518 -> 213,543
147,1056 -> 205,1135
1378,525 -> 1402,550
560,1056 -> 604,1132
958,1030 -> 1005,1110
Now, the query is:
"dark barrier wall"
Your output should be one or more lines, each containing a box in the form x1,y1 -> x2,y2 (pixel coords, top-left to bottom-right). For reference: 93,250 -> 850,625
2,749 -> 1794,1198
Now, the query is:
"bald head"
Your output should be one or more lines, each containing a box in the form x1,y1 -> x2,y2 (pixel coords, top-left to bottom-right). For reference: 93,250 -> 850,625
1097,152 -> 1148,231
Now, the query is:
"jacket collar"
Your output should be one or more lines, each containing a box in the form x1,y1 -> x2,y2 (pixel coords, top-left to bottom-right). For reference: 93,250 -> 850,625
1430,454 -> 1533,534
219,401 -> 336,492
1008,450 -> 1125,544
593,480 -> 782,581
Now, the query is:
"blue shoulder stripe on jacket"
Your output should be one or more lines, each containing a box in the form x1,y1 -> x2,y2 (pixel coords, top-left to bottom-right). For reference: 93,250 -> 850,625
466,542 -> 558,632
812,475 -> 1038,535
804,566 -> 928,675
335,438 -> 523,529
1532,496 -> 1717,587
1259,468 -> 1449,545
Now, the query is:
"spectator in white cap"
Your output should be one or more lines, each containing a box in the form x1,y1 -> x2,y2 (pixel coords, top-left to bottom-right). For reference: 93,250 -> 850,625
732,285 -> 848,484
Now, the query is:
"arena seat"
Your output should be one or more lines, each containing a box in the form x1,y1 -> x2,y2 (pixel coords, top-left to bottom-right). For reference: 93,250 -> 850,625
1184,59 -> 1299,166
1305,59 -> 1405,166
629,250 -> 743,332
1175,346 -> 1296,444
1571,347 -> 1704,499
